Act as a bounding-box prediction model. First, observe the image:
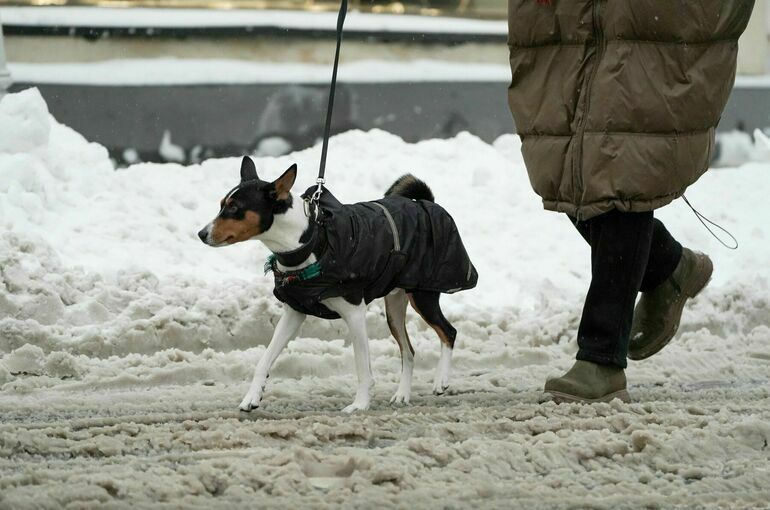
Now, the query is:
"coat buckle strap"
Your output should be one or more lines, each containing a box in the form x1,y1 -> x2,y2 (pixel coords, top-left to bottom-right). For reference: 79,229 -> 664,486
372,202 -> 401,251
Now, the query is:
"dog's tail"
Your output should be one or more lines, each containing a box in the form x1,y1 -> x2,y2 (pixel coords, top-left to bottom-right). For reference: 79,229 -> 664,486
385,174 -> 435,202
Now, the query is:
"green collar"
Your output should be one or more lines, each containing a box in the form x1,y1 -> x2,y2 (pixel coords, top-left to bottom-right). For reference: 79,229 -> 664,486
264,254 -> 322,287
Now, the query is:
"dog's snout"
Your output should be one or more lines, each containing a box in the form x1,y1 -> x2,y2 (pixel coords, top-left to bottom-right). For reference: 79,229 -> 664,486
197,228 -> 208,243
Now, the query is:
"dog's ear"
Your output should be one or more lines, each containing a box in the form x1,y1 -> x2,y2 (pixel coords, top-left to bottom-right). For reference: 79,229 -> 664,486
272,164 -> 297,201
240,156 -> 258,182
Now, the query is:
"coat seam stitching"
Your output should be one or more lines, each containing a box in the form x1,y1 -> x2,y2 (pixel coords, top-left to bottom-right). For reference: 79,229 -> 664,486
519,129 -> 713,138
544,192 -> 684,208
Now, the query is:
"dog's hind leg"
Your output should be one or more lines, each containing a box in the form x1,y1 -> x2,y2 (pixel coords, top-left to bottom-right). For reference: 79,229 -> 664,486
408,290 -> 457,395
239,306 -> 306,412
385,289 -> 414,405
323,297 -> 374,413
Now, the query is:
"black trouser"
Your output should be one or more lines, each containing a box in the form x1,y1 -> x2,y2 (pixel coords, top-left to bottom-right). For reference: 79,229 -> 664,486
569,210 -> 683,368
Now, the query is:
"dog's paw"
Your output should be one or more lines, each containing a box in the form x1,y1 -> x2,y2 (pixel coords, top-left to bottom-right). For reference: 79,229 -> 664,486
432,380 -> 450,396
239,389 -> 263,412
390,389 -> 411,405
342,399 -> 370,414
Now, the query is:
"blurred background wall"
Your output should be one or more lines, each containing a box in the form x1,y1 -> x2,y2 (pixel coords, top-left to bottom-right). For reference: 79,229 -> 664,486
738,0 -> 768,74
1,0 -> 769,164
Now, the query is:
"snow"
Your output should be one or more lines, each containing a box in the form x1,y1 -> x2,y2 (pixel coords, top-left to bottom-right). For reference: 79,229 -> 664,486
734,74 -> 770,88
0,7 -> 508,34
8,59 -> 511,86
712,129 -> 770,167
159,129 -> 186,163
1,88 -> 769,508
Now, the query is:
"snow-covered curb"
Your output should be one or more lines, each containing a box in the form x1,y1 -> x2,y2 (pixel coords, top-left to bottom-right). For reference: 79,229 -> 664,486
0,7 -> 508,34
8,59 -> 512,86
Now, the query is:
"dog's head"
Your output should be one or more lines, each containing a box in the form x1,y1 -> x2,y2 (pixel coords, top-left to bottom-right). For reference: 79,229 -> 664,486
198,156 -> 297,247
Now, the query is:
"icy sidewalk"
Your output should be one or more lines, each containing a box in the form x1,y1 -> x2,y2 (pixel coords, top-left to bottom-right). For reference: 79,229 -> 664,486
0,89 -> 769,508
1,351 -> 769,509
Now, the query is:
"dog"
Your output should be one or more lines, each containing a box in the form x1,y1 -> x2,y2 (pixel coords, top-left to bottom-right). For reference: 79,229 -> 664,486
198,156 -> 477,412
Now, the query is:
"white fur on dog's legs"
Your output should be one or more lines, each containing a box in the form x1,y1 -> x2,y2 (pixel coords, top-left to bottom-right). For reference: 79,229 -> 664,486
324,297 -> 374,413
392,369 -> 413,404
433,344 -> 452,395
239,306 -> 306,411
385,290 -> 414,405
391,351 -> 414,405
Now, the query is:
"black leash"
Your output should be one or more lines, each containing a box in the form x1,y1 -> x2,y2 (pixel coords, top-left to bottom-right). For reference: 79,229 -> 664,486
312,0 -> 348,205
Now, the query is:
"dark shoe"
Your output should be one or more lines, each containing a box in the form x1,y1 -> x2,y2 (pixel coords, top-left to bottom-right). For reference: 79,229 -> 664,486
543,360 -> 630,403
628,248 -> 713,361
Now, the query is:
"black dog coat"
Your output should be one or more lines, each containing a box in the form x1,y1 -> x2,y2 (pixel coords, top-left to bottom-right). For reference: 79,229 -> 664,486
271,187 -> 478,319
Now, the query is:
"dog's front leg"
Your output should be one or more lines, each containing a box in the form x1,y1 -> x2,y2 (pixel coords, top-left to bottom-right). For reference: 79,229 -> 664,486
325,297 -> 374,413
239,306 -> 306,412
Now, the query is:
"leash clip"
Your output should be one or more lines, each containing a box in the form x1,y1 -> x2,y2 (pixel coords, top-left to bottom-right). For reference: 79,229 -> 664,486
303,178 -> 324,220
312,177 -> 325,203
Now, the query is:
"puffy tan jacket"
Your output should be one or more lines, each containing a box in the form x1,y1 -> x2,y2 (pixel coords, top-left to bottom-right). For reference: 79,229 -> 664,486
507,0 -> 755,220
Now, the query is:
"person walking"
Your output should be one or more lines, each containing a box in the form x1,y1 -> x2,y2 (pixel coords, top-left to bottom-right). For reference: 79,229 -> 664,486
506,0 -> 756,402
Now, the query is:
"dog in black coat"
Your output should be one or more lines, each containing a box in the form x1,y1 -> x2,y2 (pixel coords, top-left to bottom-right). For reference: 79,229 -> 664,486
198,157 -> 477,412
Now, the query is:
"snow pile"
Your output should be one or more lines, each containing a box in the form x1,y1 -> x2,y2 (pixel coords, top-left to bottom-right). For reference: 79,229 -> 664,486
712,128 -> 770,167
0,89 -> 769,508
0,87 -> 768,365
0,89 -> 113,234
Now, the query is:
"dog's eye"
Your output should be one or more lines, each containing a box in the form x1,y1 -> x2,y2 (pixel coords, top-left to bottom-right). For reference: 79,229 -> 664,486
227,205 -> 238,214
